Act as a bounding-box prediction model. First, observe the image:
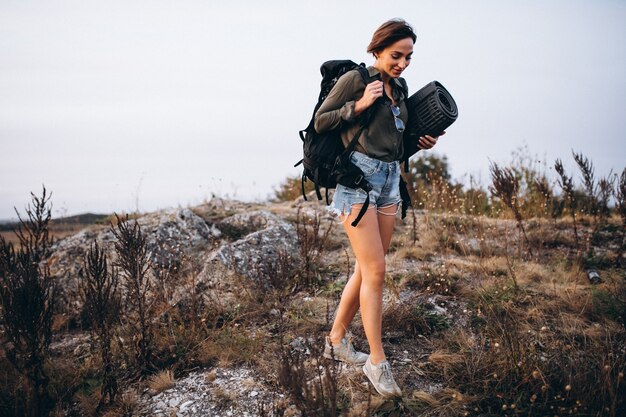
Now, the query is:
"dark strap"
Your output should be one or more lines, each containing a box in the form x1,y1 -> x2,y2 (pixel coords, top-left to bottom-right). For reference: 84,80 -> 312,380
313,168 -> 323,200
350,194 -> 370,227
399,176 -> 412,219
301,173 -> 308,201
325,187 -> 330,205
344,125 -> 365,156
294,158 -> 303,168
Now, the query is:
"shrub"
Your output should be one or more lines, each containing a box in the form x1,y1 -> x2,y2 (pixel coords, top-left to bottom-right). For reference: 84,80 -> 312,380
111,214 -> 154,375
278,336 -> 341,416
79,242 -> 120,410
489,161 -> 532,258
0,187 -> 55,417
295,206 -> 334,289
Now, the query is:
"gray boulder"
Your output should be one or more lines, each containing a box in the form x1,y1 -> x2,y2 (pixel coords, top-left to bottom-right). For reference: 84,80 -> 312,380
49,207 -> 219,314
197,210 -> 298,293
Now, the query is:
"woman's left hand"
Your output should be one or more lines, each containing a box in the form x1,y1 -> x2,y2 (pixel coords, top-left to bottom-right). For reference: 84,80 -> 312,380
418,131 -> 445,149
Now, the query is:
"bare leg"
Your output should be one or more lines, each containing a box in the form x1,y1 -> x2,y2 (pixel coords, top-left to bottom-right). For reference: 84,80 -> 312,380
329,262 -> 362,344
327,203 -> 398,364
329,204 -> 398,346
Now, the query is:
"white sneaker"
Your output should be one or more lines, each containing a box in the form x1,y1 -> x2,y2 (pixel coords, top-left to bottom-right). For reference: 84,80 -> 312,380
363,357 -> 402,398
323,336 -> 368,365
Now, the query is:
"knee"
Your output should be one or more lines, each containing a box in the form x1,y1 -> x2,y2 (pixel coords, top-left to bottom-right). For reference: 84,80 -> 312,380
361,260 -> 386,286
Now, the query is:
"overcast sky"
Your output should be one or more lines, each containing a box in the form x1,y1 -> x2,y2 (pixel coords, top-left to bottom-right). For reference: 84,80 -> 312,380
1,0 -> 625,220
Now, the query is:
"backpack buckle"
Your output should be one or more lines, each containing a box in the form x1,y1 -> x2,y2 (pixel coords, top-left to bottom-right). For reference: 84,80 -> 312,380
354,175 -> 363,185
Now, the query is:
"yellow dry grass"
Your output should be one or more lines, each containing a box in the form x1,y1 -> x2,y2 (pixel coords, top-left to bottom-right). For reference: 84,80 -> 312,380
147,369 -> 176,394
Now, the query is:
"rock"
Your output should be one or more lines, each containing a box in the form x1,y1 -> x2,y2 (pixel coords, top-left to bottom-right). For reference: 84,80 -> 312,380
138,367 -> 275,417
48,207 -> 219,315
180,400 -> 194,411
197,210 -> 298,291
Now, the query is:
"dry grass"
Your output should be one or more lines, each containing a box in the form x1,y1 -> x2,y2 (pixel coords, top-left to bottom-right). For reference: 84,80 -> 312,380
3,157 -> 624,416
411,391 -> 440,406
147,369 -> 176,394
108,389 -> 140,417
75,390 -> 101,417
391,245 -> 432,262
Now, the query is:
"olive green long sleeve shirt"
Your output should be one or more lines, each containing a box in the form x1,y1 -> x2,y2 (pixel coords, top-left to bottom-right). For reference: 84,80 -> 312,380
313,66 -> 408,162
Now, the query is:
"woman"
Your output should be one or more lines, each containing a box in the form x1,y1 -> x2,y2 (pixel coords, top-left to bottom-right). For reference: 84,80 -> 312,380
314,19 -> 442,397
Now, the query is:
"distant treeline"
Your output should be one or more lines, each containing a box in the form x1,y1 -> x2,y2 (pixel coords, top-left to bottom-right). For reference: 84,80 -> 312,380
0,213 -> 110,232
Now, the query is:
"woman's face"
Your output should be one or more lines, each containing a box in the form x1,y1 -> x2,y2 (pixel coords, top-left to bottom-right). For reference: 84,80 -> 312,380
375,37 -> 414,79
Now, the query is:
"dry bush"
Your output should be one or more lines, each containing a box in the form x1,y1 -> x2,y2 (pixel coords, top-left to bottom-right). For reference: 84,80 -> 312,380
147,369 -> 175,394
108,389 -> 140,417
573,150 -> 598,218
0,187 -> 55,417
555,158 -> 580,253
79,242 -> 120,409
489,161 -> 532,257
277,336 -> 342,417
111,214 -> 154,375
295,206 -> 334,289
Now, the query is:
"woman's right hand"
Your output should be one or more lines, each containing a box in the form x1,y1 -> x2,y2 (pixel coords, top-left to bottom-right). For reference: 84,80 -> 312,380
354,80 -> 383,115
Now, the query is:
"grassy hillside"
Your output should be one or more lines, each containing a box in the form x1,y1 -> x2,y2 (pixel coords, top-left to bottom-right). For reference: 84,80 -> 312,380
0,151 -> 624,416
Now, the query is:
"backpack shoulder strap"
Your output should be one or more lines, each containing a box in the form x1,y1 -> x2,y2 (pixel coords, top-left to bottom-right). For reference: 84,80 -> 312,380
397,77 -> 409,99
343,64 -> 377,154
356,64 -> 370,84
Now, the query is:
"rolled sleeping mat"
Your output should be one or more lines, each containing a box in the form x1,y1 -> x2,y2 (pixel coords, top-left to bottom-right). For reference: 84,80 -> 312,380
405,81 -> 458,139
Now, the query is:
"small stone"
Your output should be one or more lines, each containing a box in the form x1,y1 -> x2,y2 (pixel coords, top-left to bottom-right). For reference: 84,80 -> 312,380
169,397 -> 181,408
250,390 -> 259,397
180,400 -> 194,412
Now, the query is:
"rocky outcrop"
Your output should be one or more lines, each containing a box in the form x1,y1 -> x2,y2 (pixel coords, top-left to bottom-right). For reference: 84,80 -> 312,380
196,210 -> 298,295
48,206 -> 299,315
49,207 -> 222,314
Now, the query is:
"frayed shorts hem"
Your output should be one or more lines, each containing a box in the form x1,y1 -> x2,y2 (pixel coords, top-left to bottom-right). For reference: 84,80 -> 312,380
327,199 -> 401,223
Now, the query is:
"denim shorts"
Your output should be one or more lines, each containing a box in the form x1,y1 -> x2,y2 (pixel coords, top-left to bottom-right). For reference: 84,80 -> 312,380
329,151 -> 401,220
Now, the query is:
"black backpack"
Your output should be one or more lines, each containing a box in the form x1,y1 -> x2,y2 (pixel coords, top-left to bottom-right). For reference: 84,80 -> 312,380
294,60 -> 377,226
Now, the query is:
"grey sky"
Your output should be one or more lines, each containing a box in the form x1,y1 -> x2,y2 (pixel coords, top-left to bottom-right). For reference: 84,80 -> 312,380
1,0 -> 625,220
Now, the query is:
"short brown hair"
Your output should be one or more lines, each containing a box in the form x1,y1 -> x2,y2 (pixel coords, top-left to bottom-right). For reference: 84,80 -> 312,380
367,19 -> 417,56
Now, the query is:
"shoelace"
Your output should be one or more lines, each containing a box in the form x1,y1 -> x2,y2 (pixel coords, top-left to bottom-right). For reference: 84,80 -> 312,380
342,339 -> 358,358
380,362 -> 394,384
